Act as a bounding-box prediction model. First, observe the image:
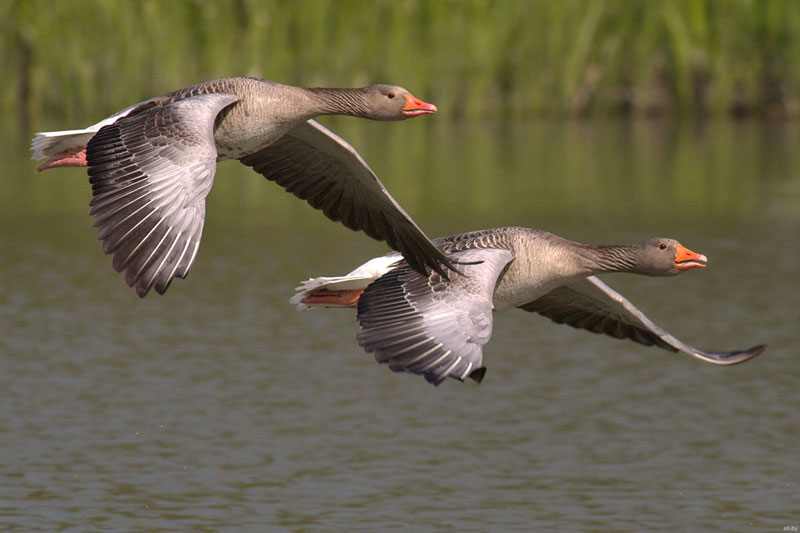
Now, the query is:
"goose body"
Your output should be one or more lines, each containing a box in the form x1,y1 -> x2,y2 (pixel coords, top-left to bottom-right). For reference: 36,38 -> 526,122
292,227 -> 766,385
31,77 -> 450,296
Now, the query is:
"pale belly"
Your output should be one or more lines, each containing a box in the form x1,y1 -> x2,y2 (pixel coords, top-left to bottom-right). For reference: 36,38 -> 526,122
213,121 -> 293,160
491,261 -> 589,311
212,98 -> 300,160
492,276 -> 566,311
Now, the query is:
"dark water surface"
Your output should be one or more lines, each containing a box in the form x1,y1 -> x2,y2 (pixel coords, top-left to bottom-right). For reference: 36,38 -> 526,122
1,117 -> 798,530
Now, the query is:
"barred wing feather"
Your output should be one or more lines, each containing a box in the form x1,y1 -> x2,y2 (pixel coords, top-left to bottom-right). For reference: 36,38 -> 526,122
85,93 -> 238,297
357,248 -> 514,384
240,120 -> 454,278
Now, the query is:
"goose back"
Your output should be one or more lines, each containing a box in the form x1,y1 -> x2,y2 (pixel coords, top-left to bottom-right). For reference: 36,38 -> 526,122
430,227 -> 597,310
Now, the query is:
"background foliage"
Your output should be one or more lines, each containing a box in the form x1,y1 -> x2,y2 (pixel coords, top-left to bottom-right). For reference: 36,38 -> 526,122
4,0 -> 800,124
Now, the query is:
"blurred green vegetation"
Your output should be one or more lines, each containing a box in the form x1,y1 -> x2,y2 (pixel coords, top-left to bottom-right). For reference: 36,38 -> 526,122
3,0 -> 800,124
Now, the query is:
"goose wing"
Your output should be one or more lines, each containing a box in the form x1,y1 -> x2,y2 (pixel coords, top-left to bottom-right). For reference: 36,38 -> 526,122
356,248 -> 514,385
86,93 -> 238,297
239,119 -> 455,278
519,275 -> 766,365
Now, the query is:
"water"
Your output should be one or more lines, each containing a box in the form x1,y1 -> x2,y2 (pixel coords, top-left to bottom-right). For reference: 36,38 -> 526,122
1,117 -> 798,530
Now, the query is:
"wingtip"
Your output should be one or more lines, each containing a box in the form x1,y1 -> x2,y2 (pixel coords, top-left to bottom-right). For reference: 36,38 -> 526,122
745,343 -> 768,359
468,367 -> 487,383
733,343 -> 768,362
706,343 -> 768,365
135,285 -> 150,298
425,256 -> 464,281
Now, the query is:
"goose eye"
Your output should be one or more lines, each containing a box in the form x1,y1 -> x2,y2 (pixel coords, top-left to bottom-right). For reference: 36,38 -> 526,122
659,243 -> 667,250
387,92 -> 395,99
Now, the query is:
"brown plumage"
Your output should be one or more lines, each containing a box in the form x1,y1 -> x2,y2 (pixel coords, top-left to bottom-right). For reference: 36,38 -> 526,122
293,227 -> 767,385
32,77 -> 451,296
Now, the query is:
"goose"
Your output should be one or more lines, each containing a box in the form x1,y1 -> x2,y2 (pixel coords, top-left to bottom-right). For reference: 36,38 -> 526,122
31,76 -> 453,296
292,227 -> 766,385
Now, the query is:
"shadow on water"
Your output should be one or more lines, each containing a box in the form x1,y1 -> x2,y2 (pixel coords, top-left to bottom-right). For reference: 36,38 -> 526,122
0,115 -> 798,529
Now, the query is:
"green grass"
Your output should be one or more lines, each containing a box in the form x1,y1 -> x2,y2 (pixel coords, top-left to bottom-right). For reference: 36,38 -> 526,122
4,0 -> 800,122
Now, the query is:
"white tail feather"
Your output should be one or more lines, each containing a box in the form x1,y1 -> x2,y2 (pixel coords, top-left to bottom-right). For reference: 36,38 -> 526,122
31,101 -> 144,161
291,253 -> 402,310
31,129 -> 96,161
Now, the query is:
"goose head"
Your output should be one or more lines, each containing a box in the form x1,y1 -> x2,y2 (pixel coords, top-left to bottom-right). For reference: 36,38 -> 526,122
362,85 -> 438,120
636,238 -> 708,276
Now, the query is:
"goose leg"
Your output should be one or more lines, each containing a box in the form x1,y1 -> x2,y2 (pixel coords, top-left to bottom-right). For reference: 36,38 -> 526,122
301,288 -> 364,308
37,147 -> 88,171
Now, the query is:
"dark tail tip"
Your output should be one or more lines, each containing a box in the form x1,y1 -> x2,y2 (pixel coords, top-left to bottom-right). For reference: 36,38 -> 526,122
469,367 -> 487,383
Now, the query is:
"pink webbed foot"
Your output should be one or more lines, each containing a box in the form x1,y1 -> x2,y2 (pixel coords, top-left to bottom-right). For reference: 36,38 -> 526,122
37,147 -> 88,171
301,288 -> 365,308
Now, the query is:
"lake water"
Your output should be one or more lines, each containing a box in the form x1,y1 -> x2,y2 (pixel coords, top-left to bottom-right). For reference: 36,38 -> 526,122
0,116 -> 798,530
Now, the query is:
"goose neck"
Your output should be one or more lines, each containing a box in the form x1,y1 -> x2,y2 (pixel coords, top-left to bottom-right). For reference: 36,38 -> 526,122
304,87 -> 370,118
578,244 -> 642,274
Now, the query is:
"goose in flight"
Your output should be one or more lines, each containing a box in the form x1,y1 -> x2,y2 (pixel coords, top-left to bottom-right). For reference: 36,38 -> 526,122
292,227 -> 766,385
32,76 -> 453,296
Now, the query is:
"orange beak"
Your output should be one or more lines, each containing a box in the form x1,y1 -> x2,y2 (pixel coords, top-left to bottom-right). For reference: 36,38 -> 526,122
674,244 -> 708,270
402,93 -> 438,117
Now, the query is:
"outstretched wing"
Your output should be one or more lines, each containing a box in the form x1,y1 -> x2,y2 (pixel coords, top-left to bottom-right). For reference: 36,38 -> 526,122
239,119 -> 455,278
519,276 -> 766,365
357,248 -> 514,385
86,93 -> 238,297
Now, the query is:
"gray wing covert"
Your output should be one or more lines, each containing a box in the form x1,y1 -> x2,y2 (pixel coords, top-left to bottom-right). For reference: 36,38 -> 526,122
239,120 -> 455,278
520,276 -> 766,365
356,248 -> 514,385
86,93 -> 238,297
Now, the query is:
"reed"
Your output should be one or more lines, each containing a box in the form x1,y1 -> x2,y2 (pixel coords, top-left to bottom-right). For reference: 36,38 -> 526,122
3,0 -> 800,122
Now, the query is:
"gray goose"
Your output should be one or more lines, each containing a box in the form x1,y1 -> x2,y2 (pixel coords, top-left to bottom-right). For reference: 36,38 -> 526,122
292,227 -> 766,385
31,76 -> 451,296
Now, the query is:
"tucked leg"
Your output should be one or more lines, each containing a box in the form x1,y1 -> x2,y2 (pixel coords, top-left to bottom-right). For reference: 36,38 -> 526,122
37,147 -> 88,171
301,288 -> 364,308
